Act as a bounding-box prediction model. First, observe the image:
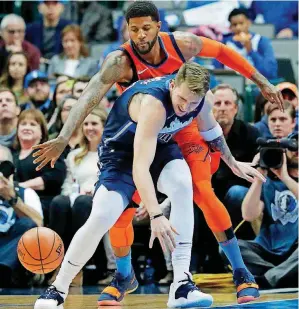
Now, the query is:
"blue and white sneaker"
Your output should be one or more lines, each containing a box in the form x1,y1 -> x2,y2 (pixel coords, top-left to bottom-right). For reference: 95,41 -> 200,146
34,285 -> 65,309
98,268 -> 138,306
233,268 -> 260,304
167,273 -> 213,308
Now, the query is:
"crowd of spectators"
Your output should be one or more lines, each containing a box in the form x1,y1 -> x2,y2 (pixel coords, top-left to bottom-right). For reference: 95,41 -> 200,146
0,0 -> 297,289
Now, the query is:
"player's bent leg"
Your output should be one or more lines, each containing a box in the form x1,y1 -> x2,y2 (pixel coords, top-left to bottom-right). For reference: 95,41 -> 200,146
99,208 -> 138,306
192,178 -> 259,303
157,159 -> 213,308
34,186 -> 126,309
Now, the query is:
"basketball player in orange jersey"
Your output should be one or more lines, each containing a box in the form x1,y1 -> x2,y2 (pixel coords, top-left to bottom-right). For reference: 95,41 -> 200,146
32,1 -> 283,308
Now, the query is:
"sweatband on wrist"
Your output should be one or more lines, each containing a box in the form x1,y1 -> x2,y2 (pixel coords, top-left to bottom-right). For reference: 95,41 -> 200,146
150,213 -> 164,221
200,123 -> 223,141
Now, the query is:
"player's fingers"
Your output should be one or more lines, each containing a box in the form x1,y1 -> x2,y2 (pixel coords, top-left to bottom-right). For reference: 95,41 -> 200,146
32,149 -> 46,158
164,233 -> 174,252
158,234 -> 167,253
249,168 -> 266,182
36,158 -> 51,171
149,234 -> 155,249
51,157 -> 58,168
167,230 -> 176,250
33,153 -> 48,164
171,226 -> 179,235
277,91 -> 284,111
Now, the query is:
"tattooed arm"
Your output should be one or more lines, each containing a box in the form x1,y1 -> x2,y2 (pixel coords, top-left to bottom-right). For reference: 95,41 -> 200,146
197,91 -> 266,183
32,51 -> 133,170
196,91 -> 235,167
59,50 -> 132,142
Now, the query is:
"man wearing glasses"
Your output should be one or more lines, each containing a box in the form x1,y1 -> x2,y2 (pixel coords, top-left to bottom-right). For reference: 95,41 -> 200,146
0,14 -> 41,75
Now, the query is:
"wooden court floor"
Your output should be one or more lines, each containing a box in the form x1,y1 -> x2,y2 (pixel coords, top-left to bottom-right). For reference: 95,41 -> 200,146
0,288 -> 298,309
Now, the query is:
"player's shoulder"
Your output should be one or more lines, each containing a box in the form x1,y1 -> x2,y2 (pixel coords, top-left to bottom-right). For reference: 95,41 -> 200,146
104,49 -> 131,69
172,31 -> 202,59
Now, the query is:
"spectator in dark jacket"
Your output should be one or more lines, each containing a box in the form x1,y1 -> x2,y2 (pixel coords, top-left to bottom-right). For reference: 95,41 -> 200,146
25,0 -> 72,59
213,8 -> 277,80
0,14 -> 41,76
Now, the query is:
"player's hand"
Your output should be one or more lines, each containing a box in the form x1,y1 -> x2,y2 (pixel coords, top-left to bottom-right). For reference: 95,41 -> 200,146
149,215 -> 179,253
230,159 -> 266,183
32,136 -> 68,171
252,153 -> 268,176
259,83 -> 284,112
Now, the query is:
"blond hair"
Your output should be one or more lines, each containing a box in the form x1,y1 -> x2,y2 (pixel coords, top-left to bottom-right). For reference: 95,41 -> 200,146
74,106 -> 108,165
175,62 -> 210,97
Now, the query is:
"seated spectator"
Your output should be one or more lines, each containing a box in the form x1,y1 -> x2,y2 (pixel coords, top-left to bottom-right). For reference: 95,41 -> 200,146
72,77 -> 89,99
240,131 -> 298,288
48,24 -> 99,79
21,70 -> 54,122
211,84 -> 260,201
0,145 -> 43,288
249,1 -> 298,38
213,8 -> 277,80
25,0 -> 72,59
62,2 -> 114,44
0,52 -> 29,105
0,89 -> 20,148
13,109 -> 66,224
254,82 -> 298,138
254,93 -> 272,138
225,100 -> 296,240
48,107 -> 114,286
52,79 -> 74,108
48,95 -> 82,158
0,14 -> 41,76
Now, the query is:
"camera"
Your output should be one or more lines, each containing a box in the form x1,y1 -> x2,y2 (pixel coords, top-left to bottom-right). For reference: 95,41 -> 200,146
257,135 -> 298,169
0,161 -> 15,179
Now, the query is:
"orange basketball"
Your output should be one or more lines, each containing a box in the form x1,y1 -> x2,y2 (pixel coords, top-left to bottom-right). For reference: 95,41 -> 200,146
17,227 -> 64,274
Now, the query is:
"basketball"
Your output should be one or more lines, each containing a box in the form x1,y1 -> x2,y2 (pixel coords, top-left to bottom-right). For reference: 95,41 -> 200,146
17,227 -> 64,274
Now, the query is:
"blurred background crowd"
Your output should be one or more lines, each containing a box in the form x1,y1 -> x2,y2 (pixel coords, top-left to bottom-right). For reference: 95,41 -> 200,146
0,0 -> 297,291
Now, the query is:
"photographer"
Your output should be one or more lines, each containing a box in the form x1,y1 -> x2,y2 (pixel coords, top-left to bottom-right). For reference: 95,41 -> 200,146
0,145 -> 43,287
240,131 -> 298,289
224,101 -> 296,239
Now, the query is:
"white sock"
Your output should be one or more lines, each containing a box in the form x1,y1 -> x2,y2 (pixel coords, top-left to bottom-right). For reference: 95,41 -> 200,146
158,159 -> 194,282
53,186 -> 126,294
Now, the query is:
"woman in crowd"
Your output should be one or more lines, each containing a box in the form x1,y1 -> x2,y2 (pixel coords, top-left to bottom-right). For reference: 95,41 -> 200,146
48,24 -> 99,79
48,106 -> 115,286
13,109 -> 66,224
0,52 -> 29,105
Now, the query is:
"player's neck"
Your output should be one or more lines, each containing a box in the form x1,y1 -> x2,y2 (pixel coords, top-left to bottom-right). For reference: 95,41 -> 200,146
139,40 -> 165,65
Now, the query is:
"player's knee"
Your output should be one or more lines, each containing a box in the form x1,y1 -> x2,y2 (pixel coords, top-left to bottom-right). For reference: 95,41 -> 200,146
110,223 -> 134,248
169,167 -> 193,196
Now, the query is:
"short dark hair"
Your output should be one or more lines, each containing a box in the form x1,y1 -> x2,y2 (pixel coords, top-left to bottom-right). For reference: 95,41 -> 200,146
125,1 -> 160,23
228,8 -> 250,22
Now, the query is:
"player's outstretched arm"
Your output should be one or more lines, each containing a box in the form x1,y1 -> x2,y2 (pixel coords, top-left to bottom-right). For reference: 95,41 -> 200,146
133,95 -> 178,253
32,51 -> 131,171
197,91 -> 266,184
174,31 -> 284,111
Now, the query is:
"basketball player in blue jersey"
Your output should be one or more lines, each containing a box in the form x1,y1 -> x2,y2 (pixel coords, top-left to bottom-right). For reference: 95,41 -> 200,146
33,62 -> 265,309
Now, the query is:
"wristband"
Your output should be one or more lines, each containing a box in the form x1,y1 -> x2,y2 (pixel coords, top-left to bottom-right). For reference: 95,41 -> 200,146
150,213 -> 164,220
200,123 -> 223,141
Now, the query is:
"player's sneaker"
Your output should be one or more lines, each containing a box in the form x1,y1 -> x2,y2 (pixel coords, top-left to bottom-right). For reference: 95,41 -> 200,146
98,268 -> 138,306
167,272 -> 213,308
34,285 -> 65,309
233,268 -> 260,304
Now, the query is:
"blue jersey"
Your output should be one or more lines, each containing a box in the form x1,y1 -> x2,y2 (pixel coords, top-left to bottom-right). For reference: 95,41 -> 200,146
101,75 -> 204,152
